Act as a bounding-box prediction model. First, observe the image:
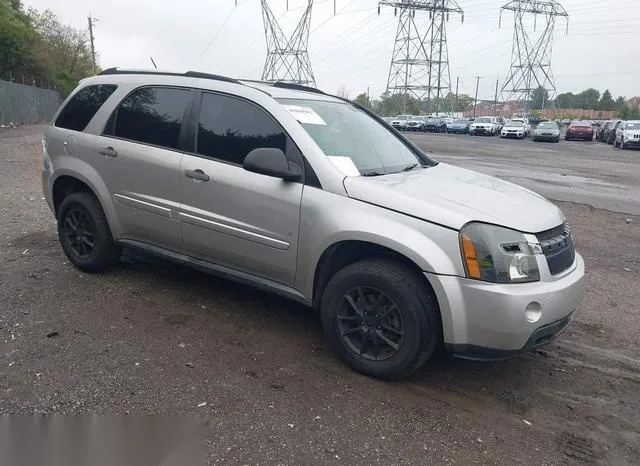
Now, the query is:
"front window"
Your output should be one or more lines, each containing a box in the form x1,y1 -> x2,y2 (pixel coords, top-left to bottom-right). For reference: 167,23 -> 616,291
625,122 -> 640,130
453,119 -> 467,124
395,115 -> 408,120
278,98 -> 436,176
538,122 -> 557,129
475,117 -> 492,123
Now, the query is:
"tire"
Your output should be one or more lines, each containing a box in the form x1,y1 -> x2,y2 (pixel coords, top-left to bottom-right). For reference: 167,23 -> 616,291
57,192 -> 121,273
320,259 -> 440,380
555,137 -> 560,143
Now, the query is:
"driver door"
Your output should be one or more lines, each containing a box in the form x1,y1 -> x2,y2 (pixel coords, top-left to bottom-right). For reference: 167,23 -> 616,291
178,91 -> 303,286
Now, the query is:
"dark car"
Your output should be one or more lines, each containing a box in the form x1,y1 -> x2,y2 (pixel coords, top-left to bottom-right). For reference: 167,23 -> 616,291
606,120 -> 624,145
565,121 -> 594,141
423,117 -> 447,133
405,116 -> 425,131
447,118 -> 471,134
597,120 -> 613,142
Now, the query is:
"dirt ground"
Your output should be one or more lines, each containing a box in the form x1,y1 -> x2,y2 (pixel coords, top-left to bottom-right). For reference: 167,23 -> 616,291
1,125 -> 639,465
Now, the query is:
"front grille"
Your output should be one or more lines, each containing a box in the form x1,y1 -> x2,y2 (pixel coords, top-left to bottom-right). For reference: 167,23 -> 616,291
536,222 -> 575,275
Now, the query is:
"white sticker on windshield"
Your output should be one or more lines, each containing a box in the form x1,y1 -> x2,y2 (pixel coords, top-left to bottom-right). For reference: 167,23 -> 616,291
327,156 -> 360,176
283,105 -> 326,125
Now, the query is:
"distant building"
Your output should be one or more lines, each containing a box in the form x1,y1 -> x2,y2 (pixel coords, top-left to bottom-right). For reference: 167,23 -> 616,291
626,97 -> 640,109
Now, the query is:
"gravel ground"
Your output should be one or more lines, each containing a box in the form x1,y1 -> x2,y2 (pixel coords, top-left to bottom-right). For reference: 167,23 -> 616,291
1,125 -> 639,465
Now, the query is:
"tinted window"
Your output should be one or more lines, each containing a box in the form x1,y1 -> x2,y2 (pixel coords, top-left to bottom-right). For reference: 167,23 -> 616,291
197,93 -> 286,165
55,84 -> 117,131
113,87 -> 191,150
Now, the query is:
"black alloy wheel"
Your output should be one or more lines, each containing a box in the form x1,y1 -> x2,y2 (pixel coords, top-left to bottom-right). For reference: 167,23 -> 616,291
337,286 -> 405,361
61,207 -> 96,260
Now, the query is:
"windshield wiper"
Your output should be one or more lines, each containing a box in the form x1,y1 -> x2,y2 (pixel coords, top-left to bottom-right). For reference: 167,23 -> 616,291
361,171 -> 386,177
401,163 -> 419,172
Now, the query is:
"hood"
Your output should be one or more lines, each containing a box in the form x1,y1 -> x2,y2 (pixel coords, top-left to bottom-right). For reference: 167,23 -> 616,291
344,163 -> 564,233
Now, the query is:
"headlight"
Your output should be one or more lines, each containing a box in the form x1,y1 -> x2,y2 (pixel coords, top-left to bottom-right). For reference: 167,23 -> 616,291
460,223 -> 540,283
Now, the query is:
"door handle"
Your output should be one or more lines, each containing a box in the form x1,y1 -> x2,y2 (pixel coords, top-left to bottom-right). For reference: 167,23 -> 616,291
184,169 -> 210,182
99,147 -> 118,157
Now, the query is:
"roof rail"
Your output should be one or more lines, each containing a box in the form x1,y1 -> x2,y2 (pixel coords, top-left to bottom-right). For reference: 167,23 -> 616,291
98,68 -> 241,84
272,81 -> 326,95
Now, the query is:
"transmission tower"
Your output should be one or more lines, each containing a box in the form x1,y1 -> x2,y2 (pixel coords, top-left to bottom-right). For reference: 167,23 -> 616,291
500,0 -> 568,113
261,0 -> 316,87
380,0 -> 463,113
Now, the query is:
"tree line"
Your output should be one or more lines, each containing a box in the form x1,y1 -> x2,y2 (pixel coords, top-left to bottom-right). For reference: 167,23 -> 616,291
352,86 -> 638,119
0,0 -> 95,95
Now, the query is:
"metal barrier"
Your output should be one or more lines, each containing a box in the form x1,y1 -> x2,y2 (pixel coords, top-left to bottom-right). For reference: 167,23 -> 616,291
0,79 -> 62,125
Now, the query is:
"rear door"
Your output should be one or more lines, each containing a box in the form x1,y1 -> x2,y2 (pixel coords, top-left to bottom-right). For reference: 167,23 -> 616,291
178,91 -> 304,285
96,86 -> 193,249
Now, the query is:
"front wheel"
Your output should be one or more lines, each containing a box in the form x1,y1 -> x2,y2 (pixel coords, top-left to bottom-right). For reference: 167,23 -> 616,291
320,260 -> 440,380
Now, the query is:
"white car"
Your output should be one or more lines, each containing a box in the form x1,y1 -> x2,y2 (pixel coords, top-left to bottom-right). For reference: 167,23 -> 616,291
614,120 -> 640,150
470,116 -> 498,136
501,120 -> 527,139
510,118 -> 531,136
390,115 -> 411,131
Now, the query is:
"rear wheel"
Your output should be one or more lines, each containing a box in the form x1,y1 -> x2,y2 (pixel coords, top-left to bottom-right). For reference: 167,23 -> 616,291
57,192 -> 121,273
320,260 -> 440,380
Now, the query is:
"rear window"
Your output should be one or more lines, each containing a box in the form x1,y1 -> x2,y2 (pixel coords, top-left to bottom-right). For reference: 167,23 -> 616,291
55,84 -> 117,131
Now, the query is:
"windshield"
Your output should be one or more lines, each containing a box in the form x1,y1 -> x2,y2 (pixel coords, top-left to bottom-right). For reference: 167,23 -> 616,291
453,119 -> 467,124
507,121 -> 525,126
625,122 -> 640,130
538,122 -> 557,129
279,99 -> 436,176
395,115 -> 408,120
475,117 -> 491,123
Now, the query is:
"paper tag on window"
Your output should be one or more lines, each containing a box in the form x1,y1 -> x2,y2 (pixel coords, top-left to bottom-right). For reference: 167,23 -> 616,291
283,105 -> 326,125
327,156 -> 360,176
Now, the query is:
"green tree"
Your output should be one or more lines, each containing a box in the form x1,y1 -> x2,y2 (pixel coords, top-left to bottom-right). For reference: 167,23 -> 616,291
619,106 -> 631,119
576,88 -> 600,110
377,92 -> 421,116
615,96 -> 626,108
28,8 -> 94,94
0,0 -> 39,81
531,86 -> 549,109
599,90 -> 615,110
555,92 -> 574,109
353,92 -> 371,109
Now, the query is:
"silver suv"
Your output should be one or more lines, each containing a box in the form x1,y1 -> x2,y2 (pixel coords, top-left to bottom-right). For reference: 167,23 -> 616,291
42,69 -> 585,379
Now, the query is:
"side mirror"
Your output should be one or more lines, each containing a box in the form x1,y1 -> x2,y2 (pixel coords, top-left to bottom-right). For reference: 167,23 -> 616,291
243,148 -> 302,181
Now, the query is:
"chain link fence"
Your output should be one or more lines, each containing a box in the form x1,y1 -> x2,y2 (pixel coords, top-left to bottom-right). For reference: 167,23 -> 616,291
0,79 -> 63,126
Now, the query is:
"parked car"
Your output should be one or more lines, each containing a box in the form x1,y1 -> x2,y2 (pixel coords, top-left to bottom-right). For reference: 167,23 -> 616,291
469,116 -> 498,136
597,120 -> 613,142
532,121 -> 560,143
565,121 -> 594,141
500,120 -> 527,139
406,116 -> 426,131
447,118 -> 470,134
510,118 -> 531,136
423,117 -> 447,133
42,68 -> 585,380
496,116 -> 506,132
613,120 -> 640,150
390,114 -> 411,130
606,120 -> 624,145
381,116 -> 394,124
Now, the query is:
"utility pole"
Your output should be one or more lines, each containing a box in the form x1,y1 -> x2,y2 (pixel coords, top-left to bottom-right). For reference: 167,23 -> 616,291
473,76 -> 481,118
380,0 -> 463,108
260,0 -> 316,86
88,15 -> 97,75
494,79 -> 499,116
499,0 -> 568,112
455,76 -> 459,112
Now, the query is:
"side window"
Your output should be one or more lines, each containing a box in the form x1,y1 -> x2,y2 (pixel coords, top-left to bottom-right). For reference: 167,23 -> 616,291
113,87 -> 191,150
196,92 -> 287,165
55,84 -> 117,132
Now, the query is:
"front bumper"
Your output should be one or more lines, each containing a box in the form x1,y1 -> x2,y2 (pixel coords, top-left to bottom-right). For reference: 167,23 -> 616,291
470,128 -> 493,135
623,138 -> 640,147
534,133 -> 559,141
425,253 -> 585,360
501,131 -> 524,138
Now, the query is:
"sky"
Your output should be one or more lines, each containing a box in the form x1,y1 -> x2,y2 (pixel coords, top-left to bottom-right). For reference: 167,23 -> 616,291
24,0 -> 640,102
